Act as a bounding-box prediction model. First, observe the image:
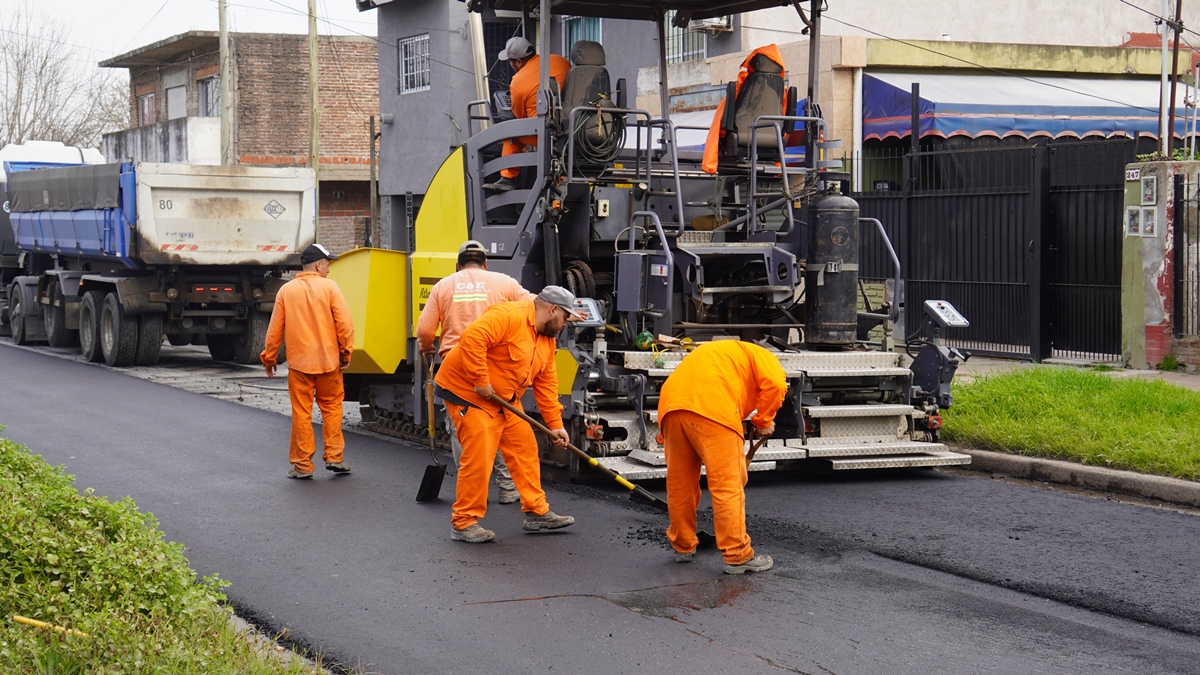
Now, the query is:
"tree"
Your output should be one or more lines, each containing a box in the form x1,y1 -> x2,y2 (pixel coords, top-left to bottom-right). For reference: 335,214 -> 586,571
0,1 -> 130,149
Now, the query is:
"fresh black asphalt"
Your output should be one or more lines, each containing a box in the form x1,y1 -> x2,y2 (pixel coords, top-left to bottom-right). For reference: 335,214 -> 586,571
3,343 -> 1200,674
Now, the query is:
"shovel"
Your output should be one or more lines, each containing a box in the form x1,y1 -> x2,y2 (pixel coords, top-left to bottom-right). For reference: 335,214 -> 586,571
415,355 -> 448,502
745,436 -> 769,466
488,394 -> 717,548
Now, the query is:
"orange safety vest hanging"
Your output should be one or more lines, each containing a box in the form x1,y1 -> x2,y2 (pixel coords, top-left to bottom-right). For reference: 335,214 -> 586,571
702,44 -> 789,175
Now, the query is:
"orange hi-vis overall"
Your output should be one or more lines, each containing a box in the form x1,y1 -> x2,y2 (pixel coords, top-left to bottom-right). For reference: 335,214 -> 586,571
435,300 -> 563,529
260,270 -> 355,474
500,54 -> 571,180
416,267 -> 532,358
657,340 -> 787,564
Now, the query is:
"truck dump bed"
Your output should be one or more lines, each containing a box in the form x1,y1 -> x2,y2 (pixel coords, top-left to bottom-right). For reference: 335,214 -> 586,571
7,162 -> 316,267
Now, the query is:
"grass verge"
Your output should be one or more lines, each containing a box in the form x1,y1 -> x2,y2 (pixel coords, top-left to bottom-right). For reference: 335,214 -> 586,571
942,367 -> 1200,481
0,430 -> 322,674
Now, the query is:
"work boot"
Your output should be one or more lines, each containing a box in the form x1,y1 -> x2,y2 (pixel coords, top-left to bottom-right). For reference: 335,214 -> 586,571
287,468 -> 313,480
497,488 -> 520,504
522,511 -> 574,531
325,462 -> 352,475
674,550 -> 695,563
451,524 -> 496,543
483,176 -> 515,193
723,554 -> 773,575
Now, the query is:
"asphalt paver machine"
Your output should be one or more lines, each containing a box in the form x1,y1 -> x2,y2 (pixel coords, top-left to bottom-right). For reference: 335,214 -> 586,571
346,0 -> 970,481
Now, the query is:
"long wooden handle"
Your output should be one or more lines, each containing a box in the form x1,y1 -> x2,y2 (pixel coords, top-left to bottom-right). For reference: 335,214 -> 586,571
745,436 -> 768,465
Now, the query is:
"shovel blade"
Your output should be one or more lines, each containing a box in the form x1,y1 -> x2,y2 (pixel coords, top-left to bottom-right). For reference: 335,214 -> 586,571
415,463 -> 448,502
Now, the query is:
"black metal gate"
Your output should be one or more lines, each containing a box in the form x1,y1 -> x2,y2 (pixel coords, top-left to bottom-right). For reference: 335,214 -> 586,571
855,139 -> 1129,362
1175,174 -> 1200,337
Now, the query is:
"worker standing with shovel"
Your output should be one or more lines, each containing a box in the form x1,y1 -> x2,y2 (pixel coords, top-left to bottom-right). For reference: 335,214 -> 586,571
658,340 -> 787,574
434,286 -> 584,543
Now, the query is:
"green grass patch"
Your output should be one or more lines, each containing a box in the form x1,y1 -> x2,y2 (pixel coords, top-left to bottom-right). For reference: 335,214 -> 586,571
0,430 -> 321,674
943,367 -> 1200,481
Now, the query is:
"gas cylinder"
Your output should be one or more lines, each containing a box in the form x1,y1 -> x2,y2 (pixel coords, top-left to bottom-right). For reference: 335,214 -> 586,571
805,187 -> 859,347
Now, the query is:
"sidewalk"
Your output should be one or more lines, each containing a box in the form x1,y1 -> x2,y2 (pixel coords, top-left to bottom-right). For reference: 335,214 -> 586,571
948,355 -> 1200,509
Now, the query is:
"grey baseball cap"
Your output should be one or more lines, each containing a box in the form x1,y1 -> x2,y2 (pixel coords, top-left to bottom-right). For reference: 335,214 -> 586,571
459,239 -> 487,254
498,36 -> 534,61
537,285 -> 585,320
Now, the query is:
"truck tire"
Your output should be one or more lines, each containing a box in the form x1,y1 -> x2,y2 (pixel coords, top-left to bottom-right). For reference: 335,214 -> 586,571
207,334 -> 236,362
100,292 -> 138,367
9,283 -> 30,345
233,310 -> 270,364
44,288 -> 78,348
134,312 -> 164,366
78,290 -> 105,362
0,287 -> 10,338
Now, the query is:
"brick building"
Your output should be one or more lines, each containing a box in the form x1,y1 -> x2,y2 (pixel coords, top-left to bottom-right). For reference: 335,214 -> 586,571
100,31 -> 379,254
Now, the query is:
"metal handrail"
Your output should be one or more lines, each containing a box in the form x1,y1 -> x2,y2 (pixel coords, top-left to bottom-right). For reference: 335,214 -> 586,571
629,210 -> 673,268
859,217 -> 901,323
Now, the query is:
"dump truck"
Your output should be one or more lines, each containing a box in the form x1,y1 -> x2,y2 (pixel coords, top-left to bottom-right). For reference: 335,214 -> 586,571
338,0 -> 971,482
3,160 -> 316,366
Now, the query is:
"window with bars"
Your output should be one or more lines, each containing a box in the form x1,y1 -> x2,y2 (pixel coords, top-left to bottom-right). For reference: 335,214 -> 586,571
398,34 -> 431,94
198,76 -> 220,117
562,16 -> 601,54
664,10 -> 706,63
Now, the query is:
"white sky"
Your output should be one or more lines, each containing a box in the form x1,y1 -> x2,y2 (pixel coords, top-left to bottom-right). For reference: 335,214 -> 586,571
38,0 -> 377,73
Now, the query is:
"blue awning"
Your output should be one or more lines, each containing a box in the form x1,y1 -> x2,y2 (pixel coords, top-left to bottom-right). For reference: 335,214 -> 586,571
864,72 -> 1189,140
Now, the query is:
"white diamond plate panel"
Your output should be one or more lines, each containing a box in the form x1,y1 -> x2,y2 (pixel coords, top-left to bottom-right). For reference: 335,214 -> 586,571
820,417 -> 906,439
677,230 -> 716,245
805,404 -> 916,418
826,451 -> 971,470
797,367 -> 912,378
805,442 -> 946,458
594,456 -> 778,481
775,351 -> 901,370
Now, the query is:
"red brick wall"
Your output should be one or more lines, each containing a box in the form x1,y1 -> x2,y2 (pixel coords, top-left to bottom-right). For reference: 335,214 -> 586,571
318,181 -> 371,254
233,34 -> 378,165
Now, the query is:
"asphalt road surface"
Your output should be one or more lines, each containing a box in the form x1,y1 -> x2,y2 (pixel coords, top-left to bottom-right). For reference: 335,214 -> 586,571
3,342 -> 1200,674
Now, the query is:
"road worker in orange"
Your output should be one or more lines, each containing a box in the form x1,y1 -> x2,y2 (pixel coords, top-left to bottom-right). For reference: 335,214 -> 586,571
434,285 -> 583,543
482,36 -> 571,193
416,239 -> 533,504
260,243 -> 355,479
658,340 -> 787,573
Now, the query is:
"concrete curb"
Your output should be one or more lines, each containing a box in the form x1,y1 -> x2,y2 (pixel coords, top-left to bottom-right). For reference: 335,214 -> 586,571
955,447 -> 1200,509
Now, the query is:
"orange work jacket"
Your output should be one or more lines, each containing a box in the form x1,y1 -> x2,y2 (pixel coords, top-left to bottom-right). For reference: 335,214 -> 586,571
658,340 -> 787,435
702,44 -> 788,175
260,271 -> 355,374
434,300 -> 564,428
510,54 -> 572,121
416,267 -> 533,357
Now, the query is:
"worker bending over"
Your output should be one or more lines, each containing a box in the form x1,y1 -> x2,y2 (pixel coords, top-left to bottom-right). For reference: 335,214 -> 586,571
658,340 -> 787,573
434,286 -> 584,543
416,239 -> 533,504
483,36 -> 570,193
261,243 -> 355,479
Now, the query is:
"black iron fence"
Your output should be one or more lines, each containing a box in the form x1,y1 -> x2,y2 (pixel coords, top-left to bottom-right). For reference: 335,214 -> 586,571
1175,174 -> 1200,337
852,138 -> 1132,362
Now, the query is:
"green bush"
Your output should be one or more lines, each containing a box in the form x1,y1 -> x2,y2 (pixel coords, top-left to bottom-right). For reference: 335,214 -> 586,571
0,431 -> 318,674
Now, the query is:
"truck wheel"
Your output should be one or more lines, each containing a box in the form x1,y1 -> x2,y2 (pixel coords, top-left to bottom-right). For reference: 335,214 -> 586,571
8,284 -> 25,344
207,334 -> 236,361
233,310 -> 270,364
78,290 -> 105,362
133,312 -> 164,366
44,289 -> 78,348
100,292 -> 137,367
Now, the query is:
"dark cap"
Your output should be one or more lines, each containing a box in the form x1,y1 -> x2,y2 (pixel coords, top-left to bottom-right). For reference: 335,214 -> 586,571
537,285 -> 586,320
300,243 -> 338,265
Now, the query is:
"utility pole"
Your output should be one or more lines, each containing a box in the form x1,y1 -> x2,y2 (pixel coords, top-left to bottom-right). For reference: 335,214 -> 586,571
1160,0 -> 1171,156
308,0 -> 320,237
218,0 -> 233,165
1168,0 -> 1184,157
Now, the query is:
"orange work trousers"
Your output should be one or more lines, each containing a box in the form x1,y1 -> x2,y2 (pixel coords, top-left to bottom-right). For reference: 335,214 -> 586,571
662,409 -> 754,565
499,135 -> 537,180
446,402 -> 549,530
287,368 -> 345,474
